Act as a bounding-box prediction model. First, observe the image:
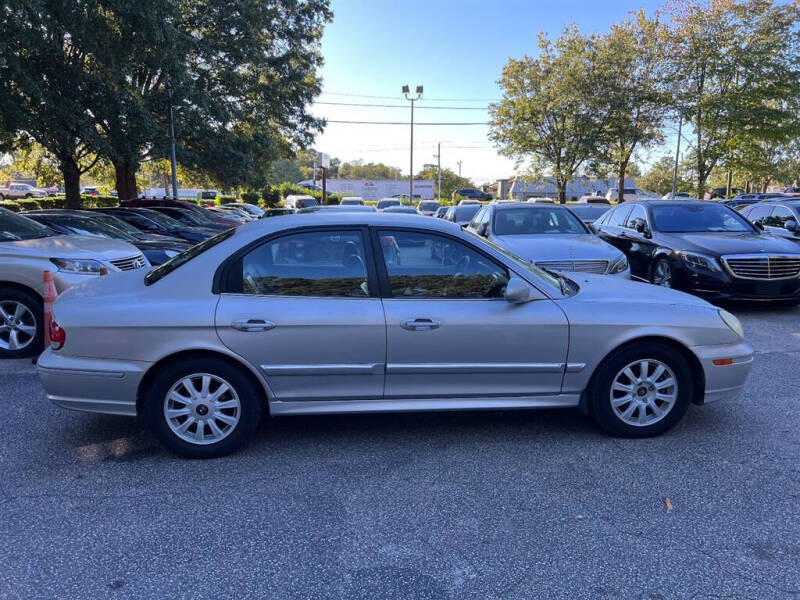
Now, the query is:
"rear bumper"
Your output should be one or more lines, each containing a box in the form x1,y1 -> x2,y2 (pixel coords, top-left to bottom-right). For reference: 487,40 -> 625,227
37,348 -> 148,416
691,341 -> 753,403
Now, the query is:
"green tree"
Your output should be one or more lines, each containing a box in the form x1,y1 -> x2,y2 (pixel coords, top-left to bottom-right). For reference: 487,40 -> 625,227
415,167 -> 473,201
638,155 -> 693,196
0,1 -> 115,207
595,11 -> 668,203
490,26 -> 608,202
339,161 -> 403,180
662,0 -> 800,198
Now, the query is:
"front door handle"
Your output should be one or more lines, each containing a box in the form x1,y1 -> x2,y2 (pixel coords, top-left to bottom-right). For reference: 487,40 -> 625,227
232,318 -> 276,332
401,318 -> 440,331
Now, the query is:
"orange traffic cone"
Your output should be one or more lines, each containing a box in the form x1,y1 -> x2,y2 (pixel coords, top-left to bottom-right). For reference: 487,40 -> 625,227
43,270 -> 57,349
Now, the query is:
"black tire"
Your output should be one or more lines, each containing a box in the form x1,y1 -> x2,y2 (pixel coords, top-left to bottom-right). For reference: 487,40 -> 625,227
650,258 -> 674,288
143,357 -> 264,458
0,287 -> 43,359
589,342 -> 693,438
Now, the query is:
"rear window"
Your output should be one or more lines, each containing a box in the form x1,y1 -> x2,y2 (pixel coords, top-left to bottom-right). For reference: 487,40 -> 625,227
145,228 -> 235,285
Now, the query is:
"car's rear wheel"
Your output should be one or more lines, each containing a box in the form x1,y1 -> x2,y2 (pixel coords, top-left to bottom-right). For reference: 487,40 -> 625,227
651,258 -> 673,288
0,288 -> 43,359
143,357 -> 263,458
589,342 -> 692,437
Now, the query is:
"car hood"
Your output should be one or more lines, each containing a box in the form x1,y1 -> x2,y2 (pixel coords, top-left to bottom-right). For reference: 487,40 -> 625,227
134,232 -> 188,244
0,234 -> 142,260
494,233 -> 624,261
564,273 -> 713,309
657,231 -> 800,256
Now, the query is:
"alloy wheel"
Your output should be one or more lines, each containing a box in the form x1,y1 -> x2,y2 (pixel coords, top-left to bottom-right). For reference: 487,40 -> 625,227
0,301 -> 37,352
164,373 -> 241,445
609,359 -> 678,427
653,262 -> 672,288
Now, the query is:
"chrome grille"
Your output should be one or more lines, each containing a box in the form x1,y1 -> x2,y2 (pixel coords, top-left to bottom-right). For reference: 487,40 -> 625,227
110,253 -> 147,271
722,255 -> 800,280
535,259 -> 609,274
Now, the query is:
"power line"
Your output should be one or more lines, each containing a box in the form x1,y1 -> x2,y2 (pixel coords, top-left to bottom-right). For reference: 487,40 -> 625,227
315,101 -> 487,111
321,91 -> 498,103
324,120 -> 489,126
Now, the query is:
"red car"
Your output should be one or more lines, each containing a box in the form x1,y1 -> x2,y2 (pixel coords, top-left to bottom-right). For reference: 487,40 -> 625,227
121,198 -> 240,227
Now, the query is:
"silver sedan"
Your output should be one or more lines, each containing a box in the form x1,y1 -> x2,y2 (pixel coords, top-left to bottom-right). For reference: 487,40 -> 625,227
37,213 -> 753,457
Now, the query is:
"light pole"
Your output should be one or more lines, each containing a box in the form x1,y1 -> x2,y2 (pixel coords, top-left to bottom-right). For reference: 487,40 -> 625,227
671,112 -> 682,200
167,72 -> 179,200
403,84 -> 423,204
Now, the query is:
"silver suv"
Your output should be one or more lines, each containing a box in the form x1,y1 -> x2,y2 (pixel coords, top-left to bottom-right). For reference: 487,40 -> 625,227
0,208 -> 149,358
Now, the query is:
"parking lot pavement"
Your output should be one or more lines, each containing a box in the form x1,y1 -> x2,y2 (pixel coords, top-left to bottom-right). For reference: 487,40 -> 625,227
1,308 -> 799,599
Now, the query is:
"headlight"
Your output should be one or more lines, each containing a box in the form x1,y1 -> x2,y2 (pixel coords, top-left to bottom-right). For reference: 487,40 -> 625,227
718,309 -> 744,338
49,258 -> 107,275
678,251 -> 722,272
608,255 -> 628,274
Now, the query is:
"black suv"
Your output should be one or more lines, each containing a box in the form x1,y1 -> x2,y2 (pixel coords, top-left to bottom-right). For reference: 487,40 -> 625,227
453,188 -> 492,201
594,200 -> 800,303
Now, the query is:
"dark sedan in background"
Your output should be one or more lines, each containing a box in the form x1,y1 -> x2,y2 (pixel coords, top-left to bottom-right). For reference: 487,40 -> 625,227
121,198 -> 240,227
739,201 -> 800,245
23,210 -> 191,265
443,203 -> 482,226
97,207 -> 218,244
594,201 -> 800,303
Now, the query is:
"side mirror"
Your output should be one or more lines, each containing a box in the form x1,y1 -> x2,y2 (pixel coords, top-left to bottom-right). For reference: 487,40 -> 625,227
478,223 -> 489,237
785,219 -> 798,233
504,277 -> 532,303
634,219 -> 646,233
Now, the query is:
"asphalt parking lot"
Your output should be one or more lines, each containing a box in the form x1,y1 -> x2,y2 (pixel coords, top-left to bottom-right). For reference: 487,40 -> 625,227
1,306 -> 799,599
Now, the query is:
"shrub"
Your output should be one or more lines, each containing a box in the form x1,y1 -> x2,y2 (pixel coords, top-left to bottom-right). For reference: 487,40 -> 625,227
2,201 -> 20,212
218,195 -> 236,204
277,181 -> 323,201
260,185 -> 281,207
81,196 -> 119,208
241,191 -> 260,203
325,194 -> 342,205
15,198 -> 42,211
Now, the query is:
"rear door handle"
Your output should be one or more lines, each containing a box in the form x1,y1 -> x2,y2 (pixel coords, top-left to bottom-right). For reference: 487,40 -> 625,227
401,318 -> 440,331
232,319 -> 276,332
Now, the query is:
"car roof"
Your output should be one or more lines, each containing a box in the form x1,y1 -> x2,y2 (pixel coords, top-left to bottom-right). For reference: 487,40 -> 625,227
239,210 -> 463,232
491,202 -> 568,211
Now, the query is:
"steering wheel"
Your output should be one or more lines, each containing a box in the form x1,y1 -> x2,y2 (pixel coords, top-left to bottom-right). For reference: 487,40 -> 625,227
453,254 -> 471,277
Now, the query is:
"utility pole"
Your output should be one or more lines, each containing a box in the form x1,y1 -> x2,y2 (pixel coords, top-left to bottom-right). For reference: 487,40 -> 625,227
433,142 -> 442,200
457,160 -> 462,177
402,84 -> 423,204
671,112 -> 682,201
167,72 -> 179,200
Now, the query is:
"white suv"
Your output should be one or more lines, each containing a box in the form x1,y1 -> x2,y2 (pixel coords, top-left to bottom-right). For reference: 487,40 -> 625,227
0,208 -> 149,358
605,188 -> 659,202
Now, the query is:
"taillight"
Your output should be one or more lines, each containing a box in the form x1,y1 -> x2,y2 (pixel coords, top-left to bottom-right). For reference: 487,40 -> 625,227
49,315 -> 66,350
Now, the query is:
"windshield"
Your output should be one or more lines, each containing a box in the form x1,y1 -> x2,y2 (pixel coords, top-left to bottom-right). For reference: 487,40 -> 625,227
454,205 -> 481,222
33,215 -> 136,241
378,200 -> 401,209
568,205 -> 610,221
0,208 -> 56,241
134,208 -> 185,229
92,213 -> 143,235
145,228 -> 235,285
493,207 -> 587,235
650,203 -> 755,233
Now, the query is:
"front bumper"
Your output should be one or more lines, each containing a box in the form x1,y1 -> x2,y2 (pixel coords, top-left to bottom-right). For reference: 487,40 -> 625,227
691,340 -> 753,403
37,348 -> 149,416
676,262 -> 800,301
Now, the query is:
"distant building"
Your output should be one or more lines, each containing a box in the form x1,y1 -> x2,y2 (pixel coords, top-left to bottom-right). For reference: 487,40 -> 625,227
505,177 -> 635,201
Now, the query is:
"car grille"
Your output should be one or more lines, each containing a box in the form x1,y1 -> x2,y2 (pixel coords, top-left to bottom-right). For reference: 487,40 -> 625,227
722,255 -> 800,280
109,253 -> 147,271
535,259 -> 609,274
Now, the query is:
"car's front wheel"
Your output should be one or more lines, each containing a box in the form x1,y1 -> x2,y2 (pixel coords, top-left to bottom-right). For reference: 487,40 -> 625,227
143,357 -> 264,458
589,342 -> 693,437
0,288 -> 43,359
651,258 -> 674,288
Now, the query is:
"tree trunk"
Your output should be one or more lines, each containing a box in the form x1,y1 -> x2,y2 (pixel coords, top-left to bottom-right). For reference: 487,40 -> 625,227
762,179 -> 770,193
60,159 -> 82,209
113,161 -> 138,201
617,160 -> 627,204
726,170 -> 732,198
557,181 -> 566,204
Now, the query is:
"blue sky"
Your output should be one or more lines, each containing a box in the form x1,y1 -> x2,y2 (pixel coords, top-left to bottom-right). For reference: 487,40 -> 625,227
312,0 -> 667,183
